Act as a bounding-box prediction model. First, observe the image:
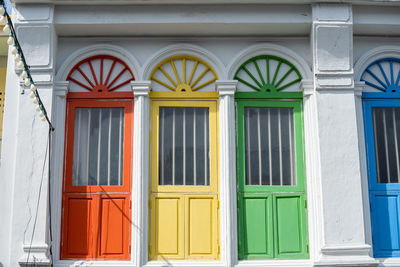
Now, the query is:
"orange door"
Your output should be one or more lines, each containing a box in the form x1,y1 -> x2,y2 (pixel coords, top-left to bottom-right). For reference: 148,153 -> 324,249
61,100 -> 132,260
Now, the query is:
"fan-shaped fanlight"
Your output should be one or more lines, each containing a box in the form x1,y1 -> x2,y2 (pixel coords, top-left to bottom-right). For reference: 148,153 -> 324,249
361,58 -> 400,93
67,55 -> 135,93
149,55 -> 218,92
234,55 -> 302,94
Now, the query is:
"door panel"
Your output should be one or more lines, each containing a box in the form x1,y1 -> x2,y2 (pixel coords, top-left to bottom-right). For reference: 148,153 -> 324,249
187,195 -> 217,258
275,195 -> 305,258
99,196 -> 130,258
152,195 -> 184,259
240,195 -> 273,259
63,196 -> 94,258
371,193 -> 400,256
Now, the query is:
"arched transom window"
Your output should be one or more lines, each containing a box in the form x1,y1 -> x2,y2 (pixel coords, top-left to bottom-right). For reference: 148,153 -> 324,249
361,57 -> 400,94
234,55 -> 302,97
67,55 -> 135,95
150,55 -> 218,93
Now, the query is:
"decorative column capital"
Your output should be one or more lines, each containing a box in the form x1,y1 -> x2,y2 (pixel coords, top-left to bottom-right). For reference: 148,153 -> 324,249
19,243 -> 51,265
301,79 -> 315,96
354,81 -> 365,97
216,80 -> 237,96
54,81 -> 69,98
131,81 -> 151,96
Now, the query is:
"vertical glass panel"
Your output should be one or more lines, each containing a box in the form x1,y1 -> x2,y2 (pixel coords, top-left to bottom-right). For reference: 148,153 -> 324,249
244,107 -> 296,186
270,108 -> 281,185
260,109 -> 271,185
72,107 -> 125,186
110,108 -> 124,185
372,107 -> 400,184
159,107 -> 210,186
174,109 -> 184,185
159,108 -> 173,185
185,109 -> 195,185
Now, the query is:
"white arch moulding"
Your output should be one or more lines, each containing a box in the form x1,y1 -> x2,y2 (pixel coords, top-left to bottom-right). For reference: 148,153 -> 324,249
227,43 -> 312,82
142,43 -> 226,83
354,45 -> 400,82
56,44 -> 141,82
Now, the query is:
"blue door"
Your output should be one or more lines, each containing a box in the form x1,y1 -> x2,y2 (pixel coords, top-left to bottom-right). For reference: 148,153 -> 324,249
362,58 -> 400,257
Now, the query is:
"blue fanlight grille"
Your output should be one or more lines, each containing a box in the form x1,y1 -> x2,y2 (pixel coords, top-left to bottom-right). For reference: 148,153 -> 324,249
361,58 -> 400,94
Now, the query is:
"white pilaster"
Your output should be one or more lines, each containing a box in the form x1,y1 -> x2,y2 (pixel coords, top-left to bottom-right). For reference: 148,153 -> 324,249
216,80 -> 238,267
312,4 -> 377,266
131,81 -> 151,267
301,79 -> 325,262
354,81 -> 374,249
6,4 -> 56,266
50,81 -> 69,265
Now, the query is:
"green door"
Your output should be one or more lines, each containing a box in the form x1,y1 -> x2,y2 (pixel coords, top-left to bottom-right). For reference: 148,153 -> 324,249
236,100 -> 308,260
234,54 -> 309,260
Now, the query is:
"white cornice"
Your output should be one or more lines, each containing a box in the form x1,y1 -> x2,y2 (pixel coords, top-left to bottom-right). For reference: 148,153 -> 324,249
10,3 -> 397,36
11,0 -> 400,5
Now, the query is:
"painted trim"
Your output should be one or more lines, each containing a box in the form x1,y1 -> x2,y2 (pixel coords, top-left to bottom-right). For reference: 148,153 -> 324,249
355,46 -> 400,82
142,44 -> 225,81
56,44 -> 141,82
66,54 -> 135,95
236,100 -> 305,193
149,91 -> 219,99
233,55 -> 302,98
227,44 -> 312,81
149,54 -> 218,93
150,100 -> 218,193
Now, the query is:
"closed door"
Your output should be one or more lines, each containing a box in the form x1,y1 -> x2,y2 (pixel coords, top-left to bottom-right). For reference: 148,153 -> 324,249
61,100 -> 132,260
150,100 -> 219,260
364,101 -> 400,257
236,100 -> 308,260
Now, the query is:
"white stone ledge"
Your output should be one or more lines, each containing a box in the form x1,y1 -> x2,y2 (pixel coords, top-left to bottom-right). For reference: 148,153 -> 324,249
376,258 -> 400,267
315,244 -> 378,267
52,261 -> 134,267
145,261 -> 226,267
236,260 -> 311,267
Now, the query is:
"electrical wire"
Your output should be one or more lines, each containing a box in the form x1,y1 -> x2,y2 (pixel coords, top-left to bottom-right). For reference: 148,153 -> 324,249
48,127 -> 53,266
0,0 -> 54,131
26,132 -> 49,266
0,1 -> 56,265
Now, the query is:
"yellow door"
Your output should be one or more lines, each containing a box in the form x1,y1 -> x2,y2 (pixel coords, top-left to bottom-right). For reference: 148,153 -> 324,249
150,100 -> 219,260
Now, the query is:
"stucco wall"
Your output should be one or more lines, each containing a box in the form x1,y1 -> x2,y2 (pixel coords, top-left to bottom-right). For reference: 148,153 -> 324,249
0,2 -> 399,267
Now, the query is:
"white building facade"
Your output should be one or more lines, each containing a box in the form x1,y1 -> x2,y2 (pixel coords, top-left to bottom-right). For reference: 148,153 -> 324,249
0,1 -> 400,266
